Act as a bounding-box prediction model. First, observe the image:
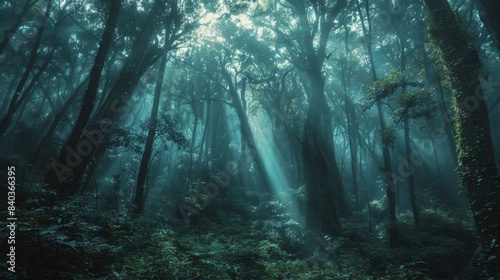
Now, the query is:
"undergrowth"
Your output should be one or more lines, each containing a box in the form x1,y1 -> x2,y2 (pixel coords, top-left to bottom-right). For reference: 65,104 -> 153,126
0,176 -> 475,279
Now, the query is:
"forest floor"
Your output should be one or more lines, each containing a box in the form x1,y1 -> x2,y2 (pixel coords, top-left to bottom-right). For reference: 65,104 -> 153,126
0,178 -> 477,280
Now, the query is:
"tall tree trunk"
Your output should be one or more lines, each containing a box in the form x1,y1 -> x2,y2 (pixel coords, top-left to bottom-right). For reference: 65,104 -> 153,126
65,0 -> 183,189
323,106 -> 350,218
302,80 -> 343,233
189,113 -> 198,186
344,97 -> 359,209
424,0 -> 500,277
429,127 -> 444,190
221,68 -> 273,194
377,99 -> 397,247
45,0 -> 120,189
435,69 -> 458,161
395,21 -> 420,226
341,25 -> 359,209
0,0 -> 51,139
356,0 -> 397,247
404,118 -> 419,225
132,52 -> 167,215
285,0 -> 347,234
199,99 -> 211,165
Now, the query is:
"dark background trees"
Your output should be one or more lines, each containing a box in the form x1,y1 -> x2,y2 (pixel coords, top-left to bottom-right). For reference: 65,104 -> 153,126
0,0 -> 499,278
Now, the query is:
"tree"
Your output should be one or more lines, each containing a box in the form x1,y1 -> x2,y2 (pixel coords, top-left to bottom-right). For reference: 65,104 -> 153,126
45,0 -> 192,190
356,0 -> 398,247
423,0 -> 500,277
220,60 -> 274,194
132,49 -> 167,215
0,0 -> 51,138
274,0 -> 348,234
44,0 -> 120,192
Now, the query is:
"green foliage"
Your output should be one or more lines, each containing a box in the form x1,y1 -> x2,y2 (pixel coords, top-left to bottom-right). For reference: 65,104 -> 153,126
380,127 -> 396,145
393,89 -> 435,120
9,185 -> 130,278
109,114 -> 188,153
181,180 -> 210,211
382,259 -> 430,280
7,180 -> 476,279
364,70 -> 419,109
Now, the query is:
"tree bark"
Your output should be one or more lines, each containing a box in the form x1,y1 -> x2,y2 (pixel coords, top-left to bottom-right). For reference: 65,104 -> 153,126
404,118 -> 419,226
221,68 -> 273,194
356,0 -> 397,247
340,25 -> 359,209
44,0 -> 120,189
64,0 -> 183,189
132,52 -> 167,215
424,0 -> 500,277
199,99 -> 211,165
0,0 -> 51,139
395,20 -> 420,226
285,0 -> 347,234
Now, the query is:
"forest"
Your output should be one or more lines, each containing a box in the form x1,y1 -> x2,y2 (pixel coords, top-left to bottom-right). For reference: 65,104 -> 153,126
0,0 -> 499,279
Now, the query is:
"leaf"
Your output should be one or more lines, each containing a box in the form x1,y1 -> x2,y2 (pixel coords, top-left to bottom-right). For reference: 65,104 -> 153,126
56,240 -> 78,250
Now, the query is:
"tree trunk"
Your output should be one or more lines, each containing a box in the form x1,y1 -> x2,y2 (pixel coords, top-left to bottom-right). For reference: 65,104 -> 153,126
302,87 -> 342,233
0,0 -> 51,139
356,0 -> 397,247
396,21 -> 419,226
132,52 -> 167,215
45,0 -> 120,189
341,25 -> 359,209
286,0 -> 347,234
199,99 -> 211,165
377,100 -> 397,247
424,0 -> 500,277
189,110 -> 198,188
221,68 -> 273,194
65,0 -> 183,189
404,118 -> 419,226
435,70 -> 458,161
